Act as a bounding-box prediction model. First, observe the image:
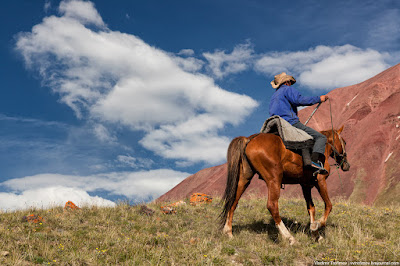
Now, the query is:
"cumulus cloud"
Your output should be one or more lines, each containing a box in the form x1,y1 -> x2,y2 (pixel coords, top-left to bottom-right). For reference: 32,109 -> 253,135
171,56 -> 204,73
173,49 -> 203,72
0,186 -> 115,211
59,0 -> 105,27
15,0 -> 258,165
140,113 -> 233,164
0,169 -> 189,211
203,42 -> 254,79
255,45 -> 390,90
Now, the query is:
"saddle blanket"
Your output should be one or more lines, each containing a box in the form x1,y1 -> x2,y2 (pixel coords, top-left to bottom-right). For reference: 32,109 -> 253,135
260,116 -> 314,165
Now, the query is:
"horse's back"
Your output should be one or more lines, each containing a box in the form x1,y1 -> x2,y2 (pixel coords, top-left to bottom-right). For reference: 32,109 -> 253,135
246,133 -> 305,180
245,133 -> 286,161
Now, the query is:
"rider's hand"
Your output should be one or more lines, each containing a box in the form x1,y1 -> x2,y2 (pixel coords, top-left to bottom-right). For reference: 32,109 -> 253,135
320,95 -> 329,102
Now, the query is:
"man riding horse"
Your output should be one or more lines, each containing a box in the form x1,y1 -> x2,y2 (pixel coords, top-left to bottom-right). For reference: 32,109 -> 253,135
220,72 -> 350,244
270,72 -> 329,174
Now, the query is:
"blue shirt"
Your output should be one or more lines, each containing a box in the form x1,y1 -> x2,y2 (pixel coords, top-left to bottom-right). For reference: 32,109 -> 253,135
269,85 -> 321,125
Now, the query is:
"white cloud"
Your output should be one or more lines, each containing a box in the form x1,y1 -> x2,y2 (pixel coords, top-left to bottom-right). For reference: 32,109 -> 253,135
178,49 -> 195,56
116,155 -> 154,169
44,0 -> 51,13
255,45 -> 390,90
93,123 -> 116,143
0,186 -> 115,211
171,56 -> 204,72
1,169 -> 190,204
0,113 -> 68,128
15,0 -> 258,165
203,42 -> 254,79
140,113 -> 236,164
59,0 -> 105,27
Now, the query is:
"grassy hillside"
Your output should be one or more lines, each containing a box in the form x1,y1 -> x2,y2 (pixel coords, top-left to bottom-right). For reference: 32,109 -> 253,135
0,198 -> 398,265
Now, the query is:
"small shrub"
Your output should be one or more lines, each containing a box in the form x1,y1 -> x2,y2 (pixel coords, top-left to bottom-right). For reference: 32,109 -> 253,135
221,246 -> 236,256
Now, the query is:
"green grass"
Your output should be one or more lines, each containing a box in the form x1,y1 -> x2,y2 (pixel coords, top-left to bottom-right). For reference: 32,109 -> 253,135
0,198 -> 399,265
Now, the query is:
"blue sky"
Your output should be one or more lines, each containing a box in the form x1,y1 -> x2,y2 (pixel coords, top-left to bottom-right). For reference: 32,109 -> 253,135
1,0 -> 399,210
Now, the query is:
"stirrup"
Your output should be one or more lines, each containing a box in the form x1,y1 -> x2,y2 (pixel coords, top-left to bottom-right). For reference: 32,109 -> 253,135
311,161 -> 328,176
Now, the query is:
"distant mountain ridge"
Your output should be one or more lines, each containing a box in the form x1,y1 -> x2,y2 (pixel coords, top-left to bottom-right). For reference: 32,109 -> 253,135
157,64 -> 400,206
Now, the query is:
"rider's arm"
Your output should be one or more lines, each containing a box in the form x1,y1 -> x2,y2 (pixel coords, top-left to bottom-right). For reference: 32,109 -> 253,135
285,87 -> 321,106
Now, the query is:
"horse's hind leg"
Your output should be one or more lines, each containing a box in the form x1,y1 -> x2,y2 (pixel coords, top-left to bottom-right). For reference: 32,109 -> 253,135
223,163 -> 253,237
254,157 -> 297,244
264,177 -> 297,245
223,176 -> 252,237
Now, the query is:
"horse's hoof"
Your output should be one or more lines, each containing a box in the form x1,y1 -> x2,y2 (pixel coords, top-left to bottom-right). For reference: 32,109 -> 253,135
310,221 -> 321,232
317,235 -> 324,242
223,230 -> 233,238
289,237 -> 297,246
222,225 -> 233,237
226,233 -> 233,239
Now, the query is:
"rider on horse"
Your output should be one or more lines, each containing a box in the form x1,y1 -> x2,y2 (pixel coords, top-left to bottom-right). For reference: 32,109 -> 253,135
269,72 -> 329,174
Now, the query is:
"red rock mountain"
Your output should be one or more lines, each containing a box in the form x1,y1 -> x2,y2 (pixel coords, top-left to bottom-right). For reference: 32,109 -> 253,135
157,64 -> 400,206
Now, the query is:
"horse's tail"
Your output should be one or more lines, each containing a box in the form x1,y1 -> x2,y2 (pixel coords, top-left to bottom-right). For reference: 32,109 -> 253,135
220,136 -> 249,227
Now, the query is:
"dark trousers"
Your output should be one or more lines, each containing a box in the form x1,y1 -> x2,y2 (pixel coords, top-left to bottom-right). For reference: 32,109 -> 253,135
292,122 -> 327,155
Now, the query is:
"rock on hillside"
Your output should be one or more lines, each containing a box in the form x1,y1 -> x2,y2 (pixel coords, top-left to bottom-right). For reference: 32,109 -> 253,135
157,64 -> 400,205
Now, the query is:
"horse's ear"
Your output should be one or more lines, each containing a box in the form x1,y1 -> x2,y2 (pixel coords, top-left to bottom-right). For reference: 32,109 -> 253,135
337,125 -> 344,134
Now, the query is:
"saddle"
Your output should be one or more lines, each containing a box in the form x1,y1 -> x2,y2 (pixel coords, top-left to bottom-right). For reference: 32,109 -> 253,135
260,115 -> 314,166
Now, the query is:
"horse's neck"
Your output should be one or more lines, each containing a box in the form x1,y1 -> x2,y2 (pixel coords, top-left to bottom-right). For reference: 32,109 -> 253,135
325,140 -> 334,157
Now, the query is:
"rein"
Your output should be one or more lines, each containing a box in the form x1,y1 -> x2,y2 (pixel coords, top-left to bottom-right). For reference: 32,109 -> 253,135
328,100 -> 347,166
328,99 -> 345,194
304,100 -> 347,166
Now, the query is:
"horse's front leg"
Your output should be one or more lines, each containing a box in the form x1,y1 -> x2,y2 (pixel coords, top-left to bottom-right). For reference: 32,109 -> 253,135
301,185 -> 318,230
315,174 -> 332,228
302,184 -> 324,242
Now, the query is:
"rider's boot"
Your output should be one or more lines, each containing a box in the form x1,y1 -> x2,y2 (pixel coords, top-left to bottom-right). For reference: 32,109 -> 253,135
311,152 -> 328,175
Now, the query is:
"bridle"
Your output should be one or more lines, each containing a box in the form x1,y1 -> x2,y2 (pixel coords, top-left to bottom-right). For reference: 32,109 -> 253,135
328,131 -> 348,168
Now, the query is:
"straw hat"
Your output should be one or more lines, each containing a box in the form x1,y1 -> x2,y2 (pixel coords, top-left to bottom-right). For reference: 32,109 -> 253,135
270,72 -> 296,89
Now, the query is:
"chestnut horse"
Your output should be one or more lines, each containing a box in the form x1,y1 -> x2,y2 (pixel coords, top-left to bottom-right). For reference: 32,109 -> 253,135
220,126 -> 350,244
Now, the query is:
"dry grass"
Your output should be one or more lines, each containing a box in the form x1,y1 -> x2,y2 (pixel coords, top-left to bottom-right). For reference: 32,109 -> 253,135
0,197 -> 398,265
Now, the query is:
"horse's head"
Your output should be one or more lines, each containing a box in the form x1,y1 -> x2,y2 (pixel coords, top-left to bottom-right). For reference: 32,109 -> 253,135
326,125 -> 350,171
